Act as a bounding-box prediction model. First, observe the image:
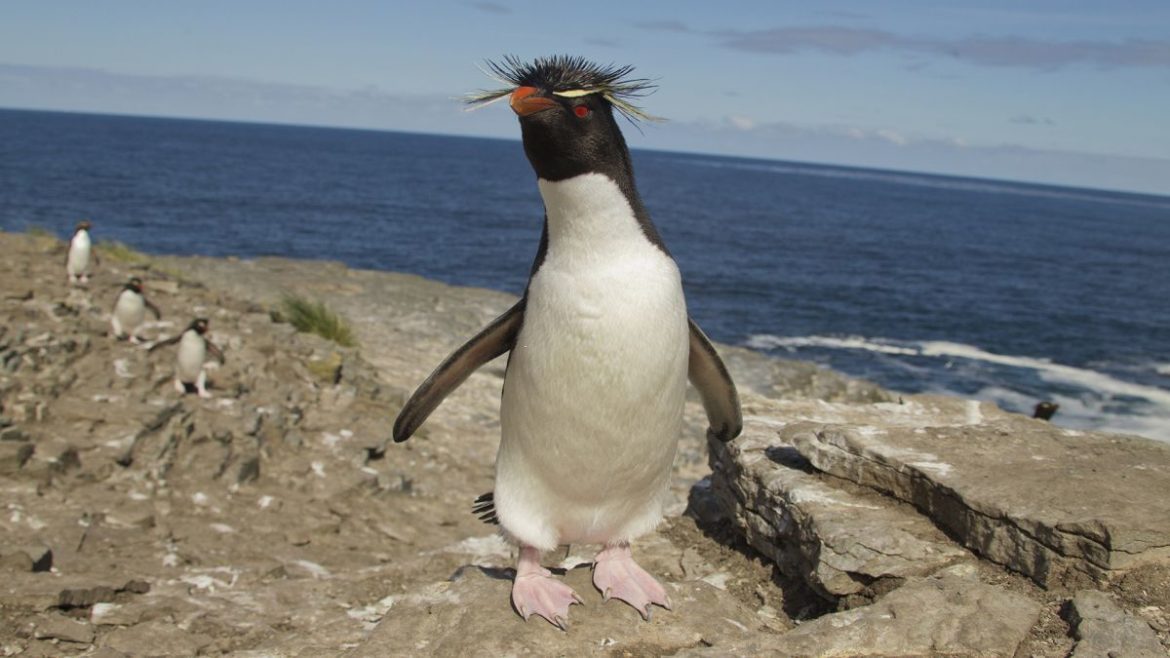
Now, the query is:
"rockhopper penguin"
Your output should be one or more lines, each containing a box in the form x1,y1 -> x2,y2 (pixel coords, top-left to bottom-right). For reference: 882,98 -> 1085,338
393,56 -> 742,629
66,220 -> 98,285
110,277 -> 162,343
149,318 -> 225,398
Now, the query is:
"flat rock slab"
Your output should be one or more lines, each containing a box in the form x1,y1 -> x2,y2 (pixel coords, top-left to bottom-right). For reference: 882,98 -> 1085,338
1067,589 -> 1166,657
788,395 -> 1170,587
709,418 -> 967,602
682,565 -> 1041,657
351,565 -> 769,657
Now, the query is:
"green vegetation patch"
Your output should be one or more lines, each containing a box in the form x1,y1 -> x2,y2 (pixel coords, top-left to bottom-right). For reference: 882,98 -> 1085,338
99,240 -> 152,266
280,294 -> 358,347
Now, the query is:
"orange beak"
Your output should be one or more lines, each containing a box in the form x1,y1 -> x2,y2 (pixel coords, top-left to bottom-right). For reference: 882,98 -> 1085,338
510,86 -> 557,116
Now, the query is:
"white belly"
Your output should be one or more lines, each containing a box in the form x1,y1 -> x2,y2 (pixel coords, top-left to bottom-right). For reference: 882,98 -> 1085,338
495,173 -> 689,550
176,332 -> 206,383
67,231 -> 91,275
113,291 -> 146,332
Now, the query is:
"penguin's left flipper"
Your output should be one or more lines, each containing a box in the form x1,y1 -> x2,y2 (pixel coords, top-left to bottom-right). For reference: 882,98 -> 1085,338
687,318 -> 742,442
145,298 -> 162,320
392,300 -> 525,443
205,340 -> 226,365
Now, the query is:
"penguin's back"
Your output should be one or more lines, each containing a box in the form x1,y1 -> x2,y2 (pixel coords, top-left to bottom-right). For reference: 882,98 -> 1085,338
495,173 -> 689,551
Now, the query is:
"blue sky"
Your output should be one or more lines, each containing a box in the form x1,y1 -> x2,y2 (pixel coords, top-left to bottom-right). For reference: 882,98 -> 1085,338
2,1 -> 1169,195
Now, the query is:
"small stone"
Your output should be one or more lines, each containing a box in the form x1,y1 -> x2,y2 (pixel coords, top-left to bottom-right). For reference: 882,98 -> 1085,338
34,615 -> 95,644
101,620 -> 212,656
0,552 -> 33,572
0,425 -> 29,441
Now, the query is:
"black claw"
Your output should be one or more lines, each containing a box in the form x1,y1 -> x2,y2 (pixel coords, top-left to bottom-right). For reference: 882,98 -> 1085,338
472,491 -> 498,524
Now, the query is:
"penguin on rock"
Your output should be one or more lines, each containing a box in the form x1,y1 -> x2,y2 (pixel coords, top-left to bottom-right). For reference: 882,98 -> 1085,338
149,318 -> 225,398
110,277 -> 162,343
65,220 -> 99,285
393,56 -> 742,629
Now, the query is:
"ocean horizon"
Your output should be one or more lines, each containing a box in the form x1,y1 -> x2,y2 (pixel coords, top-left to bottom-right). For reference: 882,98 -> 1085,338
3,108 -> 1168,442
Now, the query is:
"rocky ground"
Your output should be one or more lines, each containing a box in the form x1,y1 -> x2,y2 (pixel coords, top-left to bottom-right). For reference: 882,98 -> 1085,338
1,229 -> 1167,657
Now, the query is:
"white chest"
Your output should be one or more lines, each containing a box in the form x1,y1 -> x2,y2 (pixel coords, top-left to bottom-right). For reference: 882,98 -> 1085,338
67,230 -> 91,270
176,331 -> 206,382
503,173 -> 689,443
114,290 -> 146,325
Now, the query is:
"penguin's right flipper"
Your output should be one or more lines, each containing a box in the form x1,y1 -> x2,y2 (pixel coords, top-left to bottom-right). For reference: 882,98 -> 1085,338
147,334 -> 182,352
392,300 -> 525,443
687,318 -> 743,442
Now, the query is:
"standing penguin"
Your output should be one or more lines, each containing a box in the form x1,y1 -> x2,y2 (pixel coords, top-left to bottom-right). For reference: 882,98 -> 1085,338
65,220 -> 99,285
149,318 -> 225,398
110,277 -> 162,343
393,56 -> 741,629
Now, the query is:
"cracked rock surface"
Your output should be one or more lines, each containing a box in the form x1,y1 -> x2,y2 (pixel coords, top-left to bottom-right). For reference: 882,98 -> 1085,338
2,230 -> 1168,656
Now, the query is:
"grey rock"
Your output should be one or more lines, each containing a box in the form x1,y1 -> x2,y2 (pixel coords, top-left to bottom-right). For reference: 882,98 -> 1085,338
708,419 -> 967,602
1067,589 -> 1166,658
723,566 -> 1041,658
788,396 -> 1170,587
33,615 -> 95,644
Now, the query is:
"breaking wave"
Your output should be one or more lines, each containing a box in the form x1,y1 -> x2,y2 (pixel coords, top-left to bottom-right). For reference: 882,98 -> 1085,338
746,333 -> 1170,442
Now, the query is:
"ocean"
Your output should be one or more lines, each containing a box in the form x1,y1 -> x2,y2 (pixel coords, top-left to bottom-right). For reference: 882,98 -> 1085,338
2,108 -> 1168,442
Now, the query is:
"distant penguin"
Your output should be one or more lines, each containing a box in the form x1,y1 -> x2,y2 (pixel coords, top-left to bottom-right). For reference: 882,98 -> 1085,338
110,277 -> 161,343
1033,401 -> 1059,421
65,220 -> 98,285
149,318 -> 225,398
393,56 -> 741,629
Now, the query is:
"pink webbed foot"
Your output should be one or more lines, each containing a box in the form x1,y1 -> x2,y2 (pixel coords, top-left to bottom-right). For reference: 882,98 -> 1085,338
592,544 -> 672,620
511,546 -> 583,630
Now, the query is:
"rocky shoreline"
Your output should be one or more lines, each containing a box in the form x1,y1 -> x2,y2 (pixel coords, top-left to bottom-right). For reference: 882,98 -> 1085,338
1,229 -> 1167,657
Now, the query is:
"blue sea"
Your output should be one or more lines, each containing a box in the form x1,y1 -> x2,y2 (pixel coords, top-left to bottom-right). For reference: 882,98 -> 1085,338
3,108 -> 1169,442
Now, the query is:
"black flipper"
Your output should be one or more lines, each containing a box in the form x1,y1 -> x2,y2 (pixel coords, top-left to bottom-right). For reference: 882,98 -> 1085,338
145,297 -> 162,320
205,339 -> 226,365
392,300 -> 525,443
147,333 -> 183,352
472,492 -> 499,525
687,318 -> 742,442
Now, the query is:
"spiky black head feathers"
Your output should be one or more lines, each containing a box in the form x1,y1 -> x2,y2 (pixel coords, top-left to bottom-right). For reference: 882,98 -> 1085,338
467,55 -> 660,123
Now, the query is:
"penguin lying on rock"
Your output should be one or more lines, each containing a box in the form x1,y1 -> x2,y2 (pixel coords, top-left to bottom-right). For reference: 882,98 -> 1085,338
393,56 -> 742,629
110,277 -> 161,343
65,220 -> 99,285
149,318 -> 225,398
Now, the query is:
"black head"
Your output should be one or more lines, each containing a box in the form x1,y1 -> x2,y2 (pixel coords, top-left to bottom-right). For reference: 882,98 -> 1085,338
125,277 -> 144,293
75,220 -> 92,233
469,56 -> 659,182
189,318 -> 210,334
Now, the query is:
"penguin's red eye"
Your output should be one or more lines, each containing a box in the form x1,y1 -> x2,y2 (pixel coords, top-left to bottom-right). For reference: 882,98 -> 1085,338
573,105 -> 590,118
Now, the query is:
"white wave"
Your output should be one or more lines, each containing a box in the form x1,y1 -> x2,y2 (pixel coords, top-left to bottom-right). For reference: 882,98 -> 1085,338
746,334 -> 918,356
972,386 -> 1170,441
917,341 -> 1170,409
747,333 -> 1170,442
1155,363 -> 1170,377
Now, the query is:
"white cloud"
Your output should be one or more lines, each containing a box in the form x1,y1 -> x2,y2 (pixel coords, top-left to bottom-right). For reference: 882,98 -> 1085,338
726,115 -> 756,130
638,22 -> 1170,71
